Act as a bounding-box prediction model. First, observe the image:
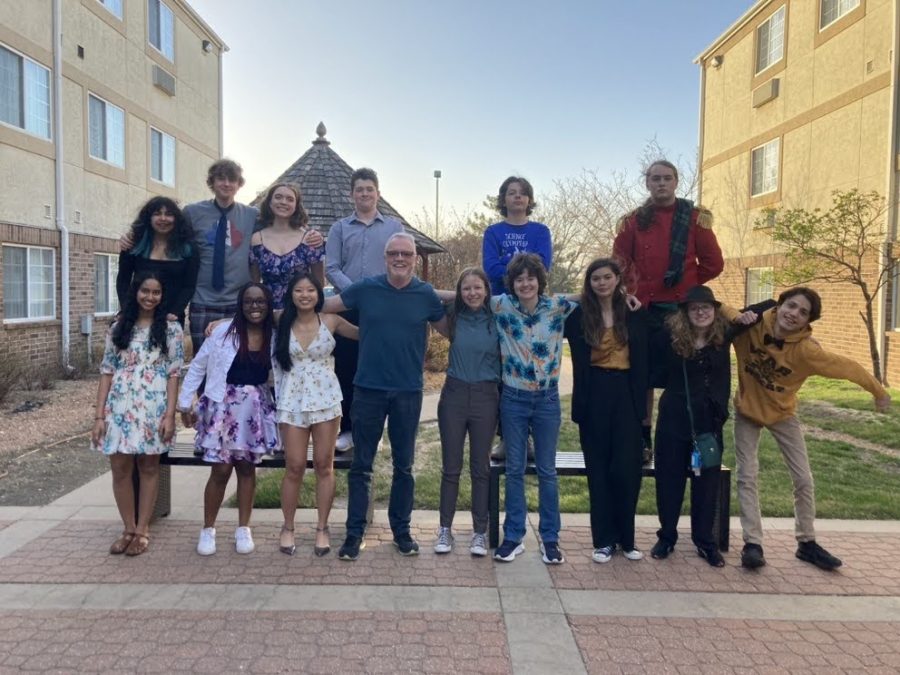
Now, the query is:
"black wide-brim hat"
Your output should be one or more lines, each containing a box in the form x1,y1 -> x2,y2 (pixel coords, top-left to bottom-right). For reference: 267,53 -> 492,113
679,285 -> 721,307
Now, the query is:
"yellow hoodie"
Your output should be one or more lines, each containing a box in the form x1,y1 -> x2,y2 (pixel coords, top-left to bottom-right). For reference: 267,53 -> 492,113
732,308 -> 887,426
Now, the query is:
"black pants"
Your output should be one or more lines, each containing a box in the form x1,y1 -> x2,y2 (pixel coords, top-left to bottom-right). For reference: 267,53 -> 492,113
654,429 -> 721,552
577,369 -> 643,549
333,308 -> 359,434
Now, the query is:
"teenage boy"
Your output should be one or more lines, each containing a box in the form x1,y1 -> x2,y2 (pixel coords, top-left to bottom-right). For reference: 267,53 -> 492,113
325,168 -> 404,452
732,287 -> 891,571
482,176 -> 552,295
482,176 -> 552,459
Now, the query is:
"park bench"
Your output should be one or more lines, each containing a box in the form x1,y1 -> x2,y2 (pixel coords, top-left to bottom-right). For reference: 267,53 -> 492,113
140,441 -> 355,520
488,453 -> 731,551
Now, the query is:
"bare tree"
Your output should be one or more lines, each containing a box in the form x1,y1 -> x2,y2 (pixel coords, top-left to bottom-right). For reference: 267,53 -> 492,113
762,189 -> 894,382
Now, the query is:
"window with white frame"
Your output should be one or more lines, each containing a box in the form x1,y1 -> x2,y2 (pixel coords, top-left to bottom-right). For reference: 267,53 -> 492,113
756,6 -> 785,74
94,254 -> 119,314
150,128 -> 175,185
820,0 -> 860,30
97,0 -> 123,19
751,138 -> 780,197
148,0 -> 175,61
2,245 -> 55,321
746,267 -> 774,306
88,93 -> 125,167
0,44 -> 51,139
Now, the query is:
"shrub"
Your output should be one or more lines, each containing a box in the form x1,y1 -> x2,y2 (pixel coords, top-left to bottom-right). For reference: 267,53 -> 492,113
0,348 -> 25,403
425,332 -> 449,372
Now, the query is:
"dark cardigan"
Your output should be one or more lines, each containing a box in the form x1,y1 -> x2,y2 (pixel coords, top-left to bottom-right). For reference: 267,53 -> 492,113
564,306 -> 649,425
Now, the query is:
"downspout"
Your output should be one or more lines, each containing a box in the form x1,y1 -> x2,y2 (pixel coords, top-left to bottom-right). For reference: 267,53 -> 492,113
696,59 -> 707,203
217,45 -> 224,155
878,0 -> 900,385
52,0 -> 70,370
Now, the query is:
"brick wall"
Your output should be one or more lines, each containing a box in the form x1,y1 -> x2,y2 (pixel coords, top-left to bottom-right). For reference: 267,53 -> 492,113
709,250 -> 897,387
1,223 -> 118,370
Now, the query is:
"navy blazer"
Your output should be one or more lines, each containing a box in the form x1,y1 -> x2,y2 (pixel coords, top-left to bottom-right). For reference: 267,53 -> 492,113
564,306 -> 649,425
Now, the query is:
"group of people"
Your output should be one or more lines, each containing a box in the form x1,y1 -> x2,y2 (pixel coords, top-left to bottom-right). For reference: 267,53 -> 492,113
91,158 -> 890,573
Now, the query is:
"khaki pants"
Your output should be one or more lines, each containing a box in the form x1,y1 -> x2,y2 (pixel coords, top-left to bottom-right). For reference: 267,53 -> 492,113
733,411 -> 816,545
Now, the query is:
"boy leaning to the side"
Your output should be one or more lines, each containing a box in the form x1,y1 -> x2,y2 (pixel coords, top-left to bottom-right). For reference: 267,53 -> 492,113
731,287 -> 891,571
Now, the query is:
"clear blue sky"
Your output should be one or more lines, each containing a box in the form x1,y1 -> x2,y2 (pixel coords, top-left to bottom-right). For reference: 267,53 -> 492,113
189,0 -> 753,223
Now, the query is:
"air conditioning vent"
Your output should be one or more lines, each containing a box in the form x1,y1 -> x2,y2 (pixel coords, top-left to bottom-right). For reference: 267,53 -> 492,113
752,78 -> 779,108
152,64 -> 176,97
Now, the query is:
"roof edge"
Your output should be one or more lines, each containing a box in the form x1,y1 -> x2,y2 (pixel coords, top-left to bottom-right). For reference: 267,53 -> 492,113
175,0 -> 229,51
694,0 -> 772,64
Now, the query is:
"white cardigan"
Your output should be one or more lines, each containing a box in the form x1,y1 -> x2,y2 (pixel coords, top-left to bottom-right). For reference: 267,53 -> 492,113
177,322 -> 243,409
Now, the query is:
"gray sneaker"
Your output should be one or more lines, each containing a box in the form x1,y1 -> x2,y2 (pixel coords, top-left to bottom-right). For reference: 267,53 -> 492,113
434,527 -> 453,554
470,532 -> 488,557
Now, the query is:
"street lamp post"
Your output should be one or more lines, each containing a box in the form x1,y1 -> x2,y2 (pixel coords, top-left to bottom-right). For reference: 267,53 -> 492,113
433,169 -> 442,239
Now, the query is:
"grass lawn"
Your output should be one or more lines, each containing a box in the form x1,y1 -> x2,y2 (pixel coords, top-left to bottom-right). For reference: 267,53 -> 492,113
250,377 -> 900,519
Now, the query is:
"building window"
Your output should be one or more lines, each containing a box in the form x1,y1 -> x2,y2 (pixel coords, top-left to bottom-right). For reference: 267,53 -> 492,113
751,138 -> 780,197
820,0 -> 860,30
746,267 -> 774,306
756,6 -> 786,74
148,0 -> 175,61
150,127 -> 175,185
95,254 -> 119,314
97,0 -> 123,19
892,264 -> 900,330
2,245 -> 55,321
88,93 -> 125,167
0,44 -> 51,139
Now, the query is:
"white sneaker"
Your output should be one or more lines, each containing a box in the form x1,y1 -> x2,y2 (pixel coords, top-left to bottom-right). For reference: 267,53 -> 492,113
434,527 -> 453,554
197,527 -> 216,556
592,545 -> 614,564
335,431 -> 353,453
470,532 -> 488,557
621,546 -> 644,561
235,526 -> 255,554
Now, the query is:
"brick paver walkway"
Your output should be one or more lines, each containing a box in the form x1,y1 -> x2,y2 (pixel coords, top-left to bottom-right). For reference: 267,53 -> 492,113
1,507 -> 899,673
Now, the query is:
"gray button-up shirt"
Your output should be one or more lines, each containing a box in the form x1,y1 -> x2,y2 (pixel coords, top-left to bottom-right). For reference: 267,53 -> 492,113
325,211 -> 404,292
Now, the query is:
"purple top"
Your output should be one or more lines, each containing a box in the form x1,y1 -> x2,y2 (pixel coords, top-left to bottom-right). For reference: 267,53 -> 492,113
249,241 -> 325,309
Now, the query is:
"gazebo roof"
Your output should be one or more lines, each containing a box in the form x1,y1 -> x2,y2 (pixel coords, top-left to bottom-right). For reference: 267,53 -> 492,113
252,123 -> 445,255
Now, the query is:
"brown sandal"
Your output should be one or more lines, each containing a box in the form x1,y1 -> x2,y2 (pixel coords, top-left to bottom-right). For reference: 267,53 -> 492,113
125,533 -> 150,556
109,532 -> 135,555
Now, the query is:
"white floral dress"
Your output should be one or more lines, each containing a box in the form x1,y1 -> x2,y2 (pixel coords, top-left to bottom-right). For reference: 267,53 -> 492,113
273,319 -> 342,428
94,322 -> 184,455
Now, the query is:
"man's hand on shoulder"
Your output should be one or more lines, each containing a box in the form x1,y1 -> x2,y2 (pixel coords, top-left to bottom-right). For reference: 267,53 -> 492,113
119,231 -> 134,253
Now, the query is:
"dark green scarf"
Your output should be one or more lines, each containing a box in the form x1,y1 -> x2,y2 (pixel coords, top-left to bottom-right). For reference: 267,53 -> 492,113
664,198 -> 693,288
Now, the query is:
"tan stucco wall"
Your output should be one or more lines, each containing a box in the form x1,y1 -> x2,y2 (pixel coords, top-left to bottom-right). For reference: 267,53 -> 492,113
0,0 -> 221,238
700,0 -> 893,258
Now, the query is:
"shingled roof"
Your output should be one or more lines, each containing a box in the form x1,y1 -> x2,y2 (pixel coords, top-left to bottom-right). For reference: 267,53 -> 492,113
251,123 -> 445,256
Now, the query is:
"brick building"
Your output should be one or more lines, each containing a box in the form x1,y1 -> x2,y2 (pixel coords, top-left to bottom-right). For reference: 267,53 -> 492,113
695,0 -> 900,383
1,0 -> 225,369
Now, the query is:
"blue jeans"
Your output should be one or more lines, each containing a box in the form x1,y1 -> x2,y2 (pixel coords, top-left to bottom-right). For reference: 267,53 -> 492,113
346,386 -> 423,539
500,384 -> 561,544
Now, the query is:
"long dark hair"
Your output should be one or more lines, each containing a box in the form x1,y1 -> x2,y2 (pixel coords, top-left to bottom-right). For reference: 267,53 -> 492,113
274,272 -> 324,372
224,282 -> 274,362
112,271 -> 168,352
129,196 -> 194,259
580,258 -> 628,348
446,268 -> 492,341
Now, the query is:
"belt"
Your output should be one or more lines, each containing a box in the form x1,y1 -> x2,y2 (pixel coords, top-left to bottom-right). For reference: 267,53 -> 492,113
191,303 -> 237,313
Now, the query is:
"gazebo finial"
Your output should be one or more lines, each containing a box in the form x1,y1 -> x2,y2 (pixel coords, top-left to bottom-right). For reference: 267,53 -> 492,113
314,121 -> 329,145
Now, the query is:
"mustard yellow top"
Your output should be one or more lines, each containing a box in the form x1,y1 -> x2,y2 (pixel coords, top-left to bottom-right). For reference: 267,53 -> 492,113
590,329 -> 630,369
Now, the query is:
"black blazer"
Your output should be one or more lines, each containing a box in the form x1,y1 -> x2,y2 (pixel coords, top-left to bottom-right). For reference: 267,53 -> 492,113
564,306 -> 649,425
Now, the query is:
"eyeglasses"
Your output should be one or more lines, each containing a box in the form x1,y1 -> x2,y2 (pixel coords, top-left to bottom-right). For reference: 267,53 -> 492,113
385,250 -> 415,259
242,298 -> 268,307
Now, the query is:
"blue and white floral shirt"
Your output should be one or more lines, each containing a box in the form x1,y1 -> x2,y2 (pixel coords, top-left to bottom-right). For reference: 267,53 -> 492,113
490,294 -> 577,391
